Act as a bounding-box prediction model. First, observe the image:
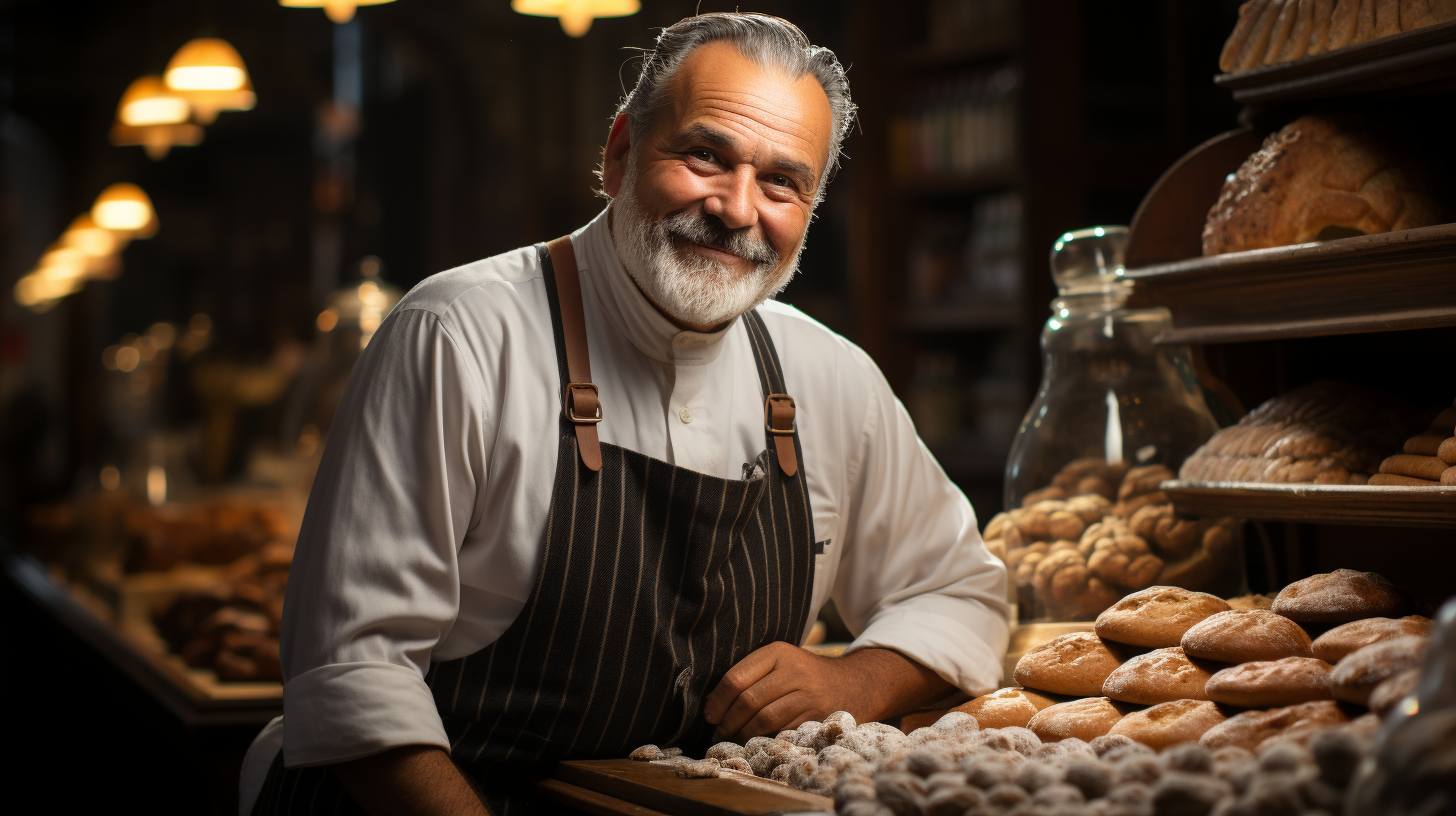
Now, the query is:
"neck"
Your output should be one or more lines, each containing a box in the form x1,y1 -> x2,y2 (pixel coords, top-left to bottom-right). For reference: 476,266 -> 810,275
608,202 -> 733,334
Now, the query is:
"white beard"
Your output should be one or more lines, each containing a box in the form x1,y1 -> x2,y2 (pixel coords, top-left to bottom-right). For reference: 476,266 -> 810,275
610,157 -> 804,329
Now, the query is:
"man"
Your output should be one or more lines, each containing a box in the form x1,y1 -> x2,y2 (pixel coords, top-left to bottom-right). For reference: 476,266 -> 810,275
243,12 -> 1008,816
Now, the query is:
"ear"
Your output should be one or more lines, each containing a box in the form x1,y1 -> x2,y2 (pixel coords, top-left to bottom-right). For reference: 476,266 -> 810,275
601,113 -> 632,198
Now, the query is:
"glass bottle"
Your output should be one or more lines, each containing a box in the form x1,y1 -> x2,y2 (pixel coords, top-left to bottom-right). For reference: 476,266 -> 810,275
990,226 -> 1240,622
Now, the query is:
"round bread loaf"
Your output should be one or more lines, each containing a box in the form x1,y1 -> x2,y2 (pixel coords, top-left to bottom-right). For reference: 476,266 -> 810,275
1226,594 -> 1274,611
1330,635 -> 1427,706
1014,632 -> 1125,697
955,687 -> 1062,730
1272,569 -> 1414,623
1102,647 -> 1216,705
1095,586 -> 1232,648
1310,615 -> 1433,663
1027,697 -> 1127,742
1199,700 -> 1349,751
1367,668 -> 1420,718
1181,609 -> 1313,663
1204,656 -> 1334,707
1108,699 -> 1228,751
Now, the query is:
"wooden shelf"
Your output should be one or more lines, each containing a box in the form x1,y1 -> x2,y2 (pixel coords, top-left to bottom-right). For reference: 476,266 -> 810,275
902,33 -> 1017,70
1162,481 -> 1456,529
1215,20 -> 1456,105
896,301 -> 1021,332
1124,223 -> 1456,345
897,166 -> 1018,198
4,552 -> 282,727
551,759 -> 831,816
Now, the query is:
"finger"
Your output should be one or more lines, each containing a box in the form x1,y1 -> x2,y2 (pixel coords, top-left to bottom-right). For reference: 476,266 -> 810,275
703,643 -> 786,724
714,665 -> 801,740
734,691 -> 815,742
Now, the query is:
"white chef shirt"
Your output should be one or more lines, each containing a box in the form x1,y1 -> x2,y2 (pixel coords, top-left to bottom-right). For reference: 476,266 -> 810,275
241,206 -> 1009,811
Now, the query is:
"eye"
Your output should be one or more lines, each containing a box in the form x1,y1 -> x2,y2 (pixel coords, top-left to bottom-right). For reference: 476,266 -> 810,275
767,175 -> 793,188
688,149 -> 715,163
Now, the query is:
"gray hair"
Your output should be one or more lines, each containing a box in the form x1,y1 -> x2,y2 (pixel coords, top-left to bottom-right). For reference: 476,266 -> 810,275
614,12 -> 856,202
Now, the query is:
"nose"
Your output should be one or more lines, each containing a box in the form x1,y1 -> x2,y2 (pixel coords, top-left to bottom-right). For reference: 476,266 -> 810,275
702,166 -> 758,231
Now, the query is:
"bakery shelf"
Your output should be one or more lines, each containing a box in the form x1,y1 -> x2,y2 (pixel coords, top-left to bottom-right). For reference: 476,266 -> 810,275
3,552 -> 282,727
1214,19 -> 1456,105
1123,223 -> 1456,345
550,758 -> 832,815
1161,481 -> 1456,529
895,301 -> 1022,332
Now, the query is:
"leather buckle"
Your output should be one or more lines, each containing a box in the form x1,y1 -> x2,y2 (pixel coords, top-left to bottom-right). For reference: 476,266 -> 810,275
764,393 -> 796,435
564,382 -> 603,424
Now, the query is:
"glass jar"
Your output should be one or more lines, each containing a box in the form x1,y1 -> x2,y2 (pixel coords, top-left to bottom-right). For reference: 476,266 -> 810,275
986,226 -> 1242,623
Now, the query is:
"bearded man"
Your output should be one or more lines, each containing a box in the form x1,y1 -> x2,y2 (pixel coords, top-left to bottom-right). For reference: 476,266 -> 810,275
242,12 -> 1008,816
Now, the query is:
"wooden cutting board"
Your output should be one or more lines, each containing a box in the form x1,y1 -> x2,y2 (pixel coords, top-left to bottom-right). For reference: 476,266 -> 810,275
547,759 -> 832,816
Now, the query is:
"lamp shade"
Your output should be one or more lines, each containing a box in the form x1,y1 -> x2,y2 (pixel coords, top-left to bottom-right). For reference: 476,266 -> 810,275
117,75 -> 190,126
165,38 -> 257,125
512,0 -> 640,36
278,0 -> 395,24
61,215 -> 124,257
92,183 -> 158,236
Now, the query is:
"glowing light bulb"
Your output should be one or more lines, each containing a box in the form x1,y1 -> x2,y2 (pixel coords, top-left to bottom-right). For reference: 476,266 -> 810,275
512,0 -> 640,37
278,0 -> 396,24
91,184 -> 158,235
164,38 -> 256,125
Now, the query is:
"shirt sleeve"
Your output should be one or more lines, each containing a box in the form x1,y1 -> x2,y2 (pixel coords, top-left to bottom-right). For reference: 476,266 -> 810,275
279,307 -> 487,767
833,349 -> 1011,697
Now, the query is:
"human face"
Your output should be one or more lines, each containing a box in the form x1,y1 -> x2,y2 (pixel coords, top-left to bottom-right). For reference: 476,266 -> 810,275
602,41 -> 834,329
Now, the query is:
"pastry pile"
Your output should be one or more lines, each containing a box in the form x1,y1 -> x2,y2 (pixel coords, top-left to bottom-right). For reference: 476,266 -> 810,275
1219,0 -> 1456,74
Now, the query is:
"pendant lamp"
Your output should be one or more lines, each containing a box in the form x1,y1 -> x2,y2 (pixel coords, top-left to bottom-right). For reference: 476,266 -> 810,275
61,214 -> 125,258
512,0 -> 640,37
278,0 -> 395,24
110,76 -> 203,159
92,183 -> 159,238
164,38 -> 257,125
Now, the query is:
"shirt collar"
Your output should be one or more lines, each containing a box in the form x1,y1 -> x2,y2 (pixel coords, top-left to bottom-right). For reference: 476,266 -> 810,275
573,205 -> 736,366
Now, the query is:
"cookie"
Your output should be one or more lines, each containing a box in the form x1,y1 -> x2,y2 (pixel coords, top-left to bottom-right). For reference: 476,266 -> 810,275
1199,700 -> 1349,751
1273,569 -> 1414,622
1095,586 -> 1233,648
1204,657 -> 1334,707
1109,699 -> 1228,751
1014,632 -> 1126,697
1368,473 -> 1440,486
1330,635 -> 1428,706
1027,697 -> 1128,743
1310,616 -> 1433,663
1102,647 -> 1217,705
954,687 -> 1064,730
1181,609 -> 1314,663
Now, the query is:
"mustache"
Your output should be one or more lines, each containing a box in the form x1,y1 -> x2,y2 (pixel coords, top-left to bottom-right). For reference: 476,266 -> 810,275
659,210 -> 779,267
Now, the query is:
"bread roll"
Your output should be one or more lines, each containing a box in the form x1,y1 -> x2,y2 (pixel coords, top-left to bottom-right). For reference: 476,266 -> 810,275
1311,615 -> 1432,662
1182,610 -> 1314,663
1014,632 -> 1126,697
1109,699 -> 1229,751
947,687 -> 1063,730
1027,697 -> 1128,743
1199,700 -> 1349,750
1103,647 -> 1217,705
1096,586 -> 1232,649
1330,635 -> 1427,705
1273,568 -> 1415,622
1204,657 -> 1335,707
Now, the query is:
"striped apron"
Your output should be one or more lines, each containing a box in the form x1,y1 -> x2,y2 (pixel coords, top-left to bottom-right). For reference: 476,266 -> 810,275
252,238 -> 818,814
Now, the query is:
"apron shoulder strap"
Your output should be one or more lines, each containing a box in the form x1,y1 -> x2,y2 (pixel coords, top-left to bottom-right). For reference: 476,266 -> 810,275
542,235 -> 603,472
741,309 -> 799,478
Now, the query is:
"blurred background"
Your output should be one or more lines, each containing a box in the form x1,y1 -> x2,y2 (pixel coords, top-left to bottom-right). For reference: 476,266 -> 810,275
0,0 -> 1246,811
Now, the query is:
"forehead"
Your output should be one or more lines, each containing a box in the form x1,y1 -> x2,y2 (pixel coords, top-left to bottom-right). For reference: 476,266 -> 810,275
662,41 -> 833,176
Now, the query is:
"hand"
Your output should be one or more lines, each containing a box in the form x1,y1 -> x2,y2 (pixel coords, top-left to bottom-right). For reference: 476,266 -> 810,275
702,642 -> 952,742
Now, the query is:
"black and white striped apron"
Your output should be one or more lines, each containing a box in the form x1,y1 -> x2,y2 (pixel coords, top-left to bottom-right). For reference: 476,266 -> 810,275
253,241 -> 818,814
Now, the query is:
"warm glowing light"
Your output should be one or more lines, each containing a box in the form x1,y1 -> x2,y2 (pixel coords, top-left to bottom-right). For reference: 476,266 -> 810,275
147,464 -> 167,506
116,345 -> 141,372
61,215 -> 122,257
102,345 -> 121,370
191,313 -> 212,334
38,247 -> 89,282
165,38 -> 256,125
118,75 -> 190,126
513,0 -> 640,36
135,335 -> 158,361
92,184 -> 157,235
148,322 -> 177,349
279,0 -> 396,24
317,309 -> 339,332
100,465 -> 122,491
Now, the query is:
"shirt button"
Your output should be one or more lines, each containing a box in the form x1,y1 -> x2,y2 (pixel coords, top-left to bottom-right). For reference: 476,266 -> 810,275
678,406 -> 693,424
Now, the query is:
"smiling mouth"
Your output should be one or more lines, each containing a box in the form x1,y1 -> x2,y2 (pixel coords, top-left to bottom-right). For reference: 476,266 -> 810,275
675,236 -> 742,261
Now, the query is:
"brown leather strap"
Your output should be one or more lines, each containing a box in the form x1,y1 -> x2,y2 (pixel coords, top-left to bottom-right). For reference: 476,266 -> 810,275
764,393 -> 798,477
547,235 -> 602,472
